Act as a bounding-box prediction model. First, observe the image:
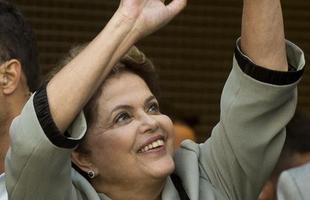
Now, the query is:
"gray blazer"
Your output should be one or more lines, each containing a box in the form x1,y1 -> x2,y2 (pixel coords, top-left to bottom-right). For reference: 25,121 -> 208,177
277,162 -> 310,200
5,41 -> 305,200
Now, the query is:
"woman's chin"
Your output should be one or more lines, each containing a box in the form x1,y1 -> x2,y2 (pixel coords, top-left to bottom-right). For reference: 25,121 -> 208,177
145,156 -> 175,180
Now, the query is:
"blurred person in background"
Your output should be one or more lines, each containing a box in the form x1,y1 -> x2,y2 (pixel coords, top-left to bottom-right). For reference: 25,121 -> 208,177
258,111 -> 310,200
0,0 -> 40,199
277,162 -> 310,200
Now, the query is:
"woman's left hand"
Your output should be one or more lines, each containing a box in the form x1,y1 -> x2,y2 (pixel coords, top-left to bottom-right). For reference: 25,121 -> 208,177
117,0 -> 187,39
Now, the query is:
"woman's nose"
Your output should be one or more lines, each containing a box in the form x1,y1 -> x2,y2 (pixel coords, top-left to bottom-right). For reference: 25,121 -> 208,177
138,113 -> 159,134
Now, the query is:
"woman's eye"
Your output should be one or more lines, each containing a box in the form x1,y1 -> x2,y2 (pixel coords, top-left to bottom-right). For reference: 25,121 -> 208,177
148,102 -> 160,114
114,112 -> 131,124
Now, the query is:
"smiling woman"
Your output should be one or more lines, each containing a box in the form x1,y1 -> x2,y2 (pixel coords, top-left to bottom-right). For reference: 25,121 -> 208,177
4,0 -> 306,200
70,47 -> 176,191
74,72 -> 175,190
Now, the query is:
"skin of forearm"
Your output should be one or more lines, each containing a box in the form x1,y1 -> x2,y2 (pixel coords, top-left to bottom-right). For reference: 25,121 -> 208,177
241,0 -> 288,71
47,11 -> 140,133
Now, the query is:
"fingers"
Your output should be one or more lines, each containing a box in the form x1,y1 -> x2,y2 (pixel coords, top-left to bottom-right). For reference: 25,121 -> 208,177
166,0 -> 187,17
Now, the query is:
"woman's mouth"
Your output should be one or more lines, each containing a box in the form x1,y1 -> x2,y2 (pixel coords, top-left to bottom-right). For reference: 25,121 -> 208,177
138,139 -> 164,153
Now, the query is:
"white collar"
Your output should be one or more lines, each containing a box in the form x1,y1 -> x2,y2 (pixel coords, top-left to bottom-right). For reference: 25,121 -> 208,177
0,173 -> 4,180
0,172 -> 8,200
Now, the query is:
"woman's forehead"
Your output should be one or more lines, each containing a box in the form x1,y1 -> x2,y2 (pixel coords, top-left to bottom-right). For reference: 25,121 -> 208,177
98,72 -> 154,107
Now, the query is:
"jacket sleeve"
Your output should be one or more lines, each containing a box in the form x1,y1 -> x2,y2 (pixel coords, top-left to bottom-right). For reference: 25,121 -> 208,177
5,86 -> 87,200
198,40 -> 305,199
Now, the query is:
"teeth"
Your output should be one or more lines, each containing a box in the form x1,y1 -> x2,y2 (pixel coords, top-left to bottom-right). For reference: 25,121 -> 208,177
153,141 -> 159,148
140,139 -> 164,153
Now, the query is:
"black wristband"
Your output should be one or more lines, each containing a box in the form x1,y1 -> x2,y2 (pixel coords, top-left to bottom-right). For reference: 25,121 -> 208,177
235,46 -> 304,85
33,84 -> 82,149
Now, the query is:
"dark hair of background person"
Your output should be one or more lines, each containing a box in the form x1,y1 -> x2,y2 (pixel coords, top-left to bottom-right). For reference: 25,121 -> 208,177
0,0 -> 40,92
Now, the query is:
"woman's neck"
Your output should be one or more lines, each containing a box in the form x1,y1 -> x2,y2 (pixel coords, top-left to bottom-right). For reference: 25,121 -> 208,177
94,176 -> 167,200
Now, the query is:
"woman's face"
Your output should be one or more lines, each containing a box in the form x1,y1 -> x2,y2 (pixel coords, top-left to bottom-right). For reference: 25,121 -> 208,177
83,72 -> 175,185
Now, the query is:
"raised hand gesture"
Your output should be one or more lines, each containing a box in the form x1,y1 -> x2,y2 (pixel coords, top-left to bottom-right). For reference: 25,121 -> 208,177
45,0 -> 187,133
117,0 -> 187,38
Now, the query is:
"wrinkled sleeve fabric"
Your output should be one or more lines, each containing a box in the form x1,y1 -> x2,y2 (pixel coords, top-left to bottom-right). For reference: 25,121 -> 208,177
5,85 -> 87,200
199,40 -> 305,199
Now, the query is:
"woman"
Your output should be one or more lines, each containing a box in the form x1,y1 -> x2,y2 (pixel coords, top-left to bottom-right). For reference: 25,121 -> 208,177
5,0 -> 305,199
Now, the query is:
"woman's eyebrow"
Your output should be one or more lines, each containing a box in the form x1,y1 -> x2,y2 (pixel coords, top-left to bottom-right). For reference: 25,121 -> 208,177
110,95 -> 156,115
110,105 -> 132,115
145,95 -> 156,104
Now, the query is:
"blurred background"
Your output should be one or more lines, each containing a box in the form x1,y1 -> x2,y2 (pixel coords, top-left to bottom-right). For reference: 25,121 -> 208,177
12,0 -> 310,141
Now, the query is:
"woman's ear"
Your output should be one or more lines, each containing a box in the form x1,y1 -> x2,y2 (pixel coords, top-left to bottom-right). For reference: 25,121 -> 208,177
0,59 -> 22,95
71,151 -> 98,177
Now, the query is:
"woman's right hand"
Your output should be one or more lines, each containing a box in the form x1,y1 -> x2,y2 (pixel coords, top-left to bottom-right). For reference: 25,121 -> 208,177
46,0 -> 186,133
117,0 -> 187,39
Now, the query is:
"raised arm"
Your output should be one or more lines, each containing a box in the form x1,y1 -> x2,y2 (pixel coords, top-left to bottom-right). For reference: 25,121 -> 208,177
192,0 -> 304,199
47,0 -> 186,132
5,1 -> 186,199
241,0 -> 288,71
